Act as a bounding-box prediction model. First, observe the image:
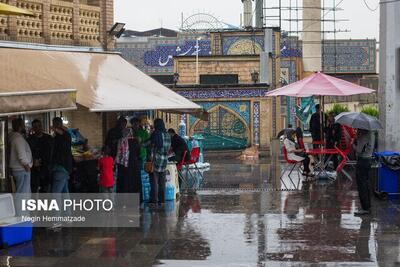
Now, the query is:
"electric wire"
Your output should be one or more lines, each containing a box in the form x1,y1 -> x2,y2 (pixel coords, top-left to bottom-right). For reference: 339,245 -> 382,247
363,0 -> 379,11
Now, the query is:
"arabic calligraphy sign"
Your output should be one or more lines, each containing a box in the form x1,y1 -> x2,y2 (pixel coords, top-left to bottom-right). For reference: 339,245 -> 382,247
143,40 -> 211,67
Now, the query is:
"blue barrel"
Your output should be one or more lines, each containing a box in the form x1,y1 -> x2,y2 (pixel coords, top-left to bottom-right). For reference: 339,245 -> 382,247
375,151 -> 400,195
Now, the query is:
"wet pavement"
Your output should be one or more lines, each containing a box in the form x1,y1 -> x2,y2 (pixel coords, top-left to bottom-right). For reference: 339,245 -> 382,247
1,158 -> 400,266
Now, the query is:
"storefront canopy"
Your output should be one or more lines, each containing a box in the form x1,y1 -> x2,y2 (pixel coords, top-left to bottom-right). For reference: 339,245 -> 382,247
0,47 -> 201,114
0,89 -> 77,116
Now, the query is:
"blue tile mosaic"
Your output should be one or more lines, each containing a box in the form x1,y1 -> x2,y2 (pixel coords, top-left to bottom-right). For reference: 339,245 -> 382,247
322,40 -> 376,73
178,89 -> 266,100
189,101 -> 251,128
253,102 -> 260,145
144,40 -> 211,67
116,38 -> 211,74
222,36 -> 265,55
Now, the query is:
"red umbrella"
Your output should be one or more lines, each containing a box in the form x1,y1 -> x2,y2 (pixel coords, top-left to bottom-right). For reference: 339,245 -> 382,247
266,71 -> 375,97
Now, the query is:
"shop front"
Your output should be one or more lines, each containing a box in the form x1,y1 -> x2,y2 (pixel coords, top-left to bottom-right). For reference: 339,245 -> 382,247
0,45 -> 202,193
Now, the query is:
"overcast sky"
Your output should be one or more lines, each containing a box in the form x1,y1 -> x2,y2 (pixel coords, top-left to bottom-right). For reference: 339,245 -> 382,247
114,0 -> 380,40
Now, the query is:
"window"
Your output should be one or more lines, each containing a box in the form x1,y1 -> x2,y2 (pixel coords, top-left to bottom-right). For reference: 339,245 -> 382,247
199,74 -> 239,85
150,75 -> 174,85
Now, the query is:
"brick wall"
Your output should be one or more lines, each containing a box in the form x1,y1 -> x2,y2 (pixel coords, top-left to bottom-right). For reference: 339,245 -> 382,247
0,0 -> 114,48
63,105 -> 103,148
175,56 -> 260,85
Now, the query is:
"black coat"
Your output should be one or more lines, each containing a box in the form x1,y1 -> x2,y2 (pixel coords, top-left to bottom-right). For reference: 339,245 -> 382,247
28,133 -> 53,168
171,134 -> 190,162
309,112 -> 326,140
52,131 -> 73,174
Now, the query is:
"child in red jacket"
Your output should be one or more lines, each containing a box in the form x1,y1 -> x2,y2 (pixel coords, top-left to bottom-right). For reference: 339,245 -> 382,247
98,147 -> 114,193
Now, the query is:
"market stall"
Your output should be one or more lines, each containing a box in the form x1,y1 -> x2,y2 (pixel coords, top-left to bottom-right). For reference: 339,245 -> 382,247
0,45 -> 203,193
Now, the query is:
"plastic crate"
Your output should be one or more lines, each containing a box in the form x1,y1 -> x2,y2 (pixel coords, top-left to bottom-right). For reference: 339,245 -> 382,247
0,194 -> 33,248
141,171 -> 151,202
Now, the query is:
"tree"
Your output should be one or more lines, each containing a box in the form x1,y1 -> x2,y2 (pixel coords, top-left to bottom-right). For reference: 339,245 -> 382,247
326,103 -> 350,115
361,106 -> 379,117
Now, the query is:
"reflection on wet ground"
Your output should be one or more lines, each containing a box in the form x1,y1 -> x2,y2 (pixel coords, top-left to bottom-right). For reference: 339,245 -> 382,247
1,158 -> 400,266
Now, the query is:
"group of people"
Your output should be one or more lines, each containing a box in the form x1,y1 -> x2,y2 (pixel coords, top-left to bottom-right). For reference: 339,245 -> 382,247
282,104 -> 376,216
102,117 -> 190,206
283,104 -> 346,177
10,115 -> 191,208
9,117 -> 72,194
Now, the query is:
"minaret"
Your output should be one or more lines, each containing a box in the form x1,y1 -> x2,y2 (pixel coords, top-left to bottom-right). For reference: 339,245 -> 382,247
302,0 -> 322,73
255,0 -> 263,28
242,0 -> 253,28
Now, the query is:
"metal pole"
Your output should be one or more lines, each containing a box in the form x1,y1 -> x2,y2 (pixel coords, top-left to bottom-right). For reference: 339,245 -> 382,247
196,38 -> 200,84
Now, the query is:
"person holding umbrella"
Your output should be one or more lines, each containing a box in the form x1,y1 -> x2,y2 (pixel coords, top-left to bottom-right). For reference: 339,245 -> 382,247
335,112 -> 382,216
353,129 -> 376,215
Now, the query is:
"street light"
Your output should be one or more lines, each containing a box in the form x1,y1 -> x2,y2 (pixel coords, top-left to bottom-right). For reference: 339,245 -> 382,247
195,37 -> 202,84
251,70 -> 259,84
104,22 -> 126,51
173,72 -> 180,87
108,22 -> 126,38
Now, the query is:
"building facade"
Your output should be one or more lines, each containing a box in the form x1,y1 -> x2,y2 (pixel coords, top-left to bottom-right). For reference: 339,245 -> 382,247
171,29 -> 282,152
0,0 -> 113,48
0,0 -> 115,148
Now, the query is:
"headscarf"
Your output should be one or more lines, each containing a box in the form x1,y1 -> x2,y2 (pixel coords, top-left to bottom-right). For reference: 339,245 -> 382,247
152,118 -> 166,150
295,127 -> 303,139
286,129 -> 296,143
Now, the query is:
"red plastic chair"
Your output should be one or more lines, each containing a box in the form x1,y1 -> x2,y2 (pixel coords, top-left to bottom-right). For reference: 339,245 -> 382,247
176,151 -> 188,186
336,126 -> 356,180
280,145 -> 303,189
184,147 -> 203,180
298,137 -> 305,149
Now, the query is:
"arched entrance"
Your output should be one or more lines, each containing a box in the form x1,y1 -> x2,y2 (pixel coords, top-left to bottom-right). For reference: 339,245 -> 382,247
191,105 -> 250,150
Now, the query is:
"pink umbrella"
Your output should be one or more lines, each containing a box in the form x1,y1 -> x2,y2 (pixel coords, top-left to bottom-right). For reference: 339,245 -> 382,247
266,72 -> 375,97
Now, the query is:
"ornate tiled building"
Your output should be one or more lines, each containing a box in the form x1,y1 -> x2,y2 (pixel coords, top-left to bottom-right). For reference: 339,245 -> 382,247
171,29 -> 282,152
117,28 -> 284,152
0,0 -> 113,47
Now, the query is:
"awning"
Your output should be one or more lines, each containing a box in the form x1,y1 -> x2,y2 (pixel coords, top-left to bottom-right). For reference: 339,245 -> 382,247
0,89 -> 77,116
0,47 -> 201,114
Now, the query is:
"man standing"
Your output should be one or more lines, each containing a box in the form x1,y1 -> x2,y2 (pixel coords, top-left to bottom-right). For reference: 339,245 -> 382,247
354,129 -> 375,216
51,117 -> 73,193
309,104 -> 325,148
9,118 -> 32,193
149,119 -> 171,205
28,119 -> 53,193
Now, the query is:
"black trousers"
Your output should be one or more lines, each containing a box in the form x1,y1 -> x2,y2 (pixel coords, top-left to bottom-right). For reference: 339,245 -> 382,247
31,167 -> 50,193
150,171 -> 166,204
303,155 -> 311,173
356,158 -> 372,211
312,133 -> 321,149
296,152 -> 311,173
